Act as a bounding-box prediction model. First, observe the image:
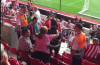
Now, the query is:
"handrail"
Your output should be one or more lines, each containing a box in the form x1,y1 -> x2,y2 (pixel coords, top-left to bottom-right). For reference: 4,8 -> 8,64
1,13 -> 17,24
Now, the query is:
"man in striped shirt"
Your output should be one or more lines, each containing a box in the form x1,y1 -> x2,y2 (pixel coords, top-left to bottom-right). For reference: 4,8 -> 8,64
85,38 -> 100,63
18,28 -> 32,54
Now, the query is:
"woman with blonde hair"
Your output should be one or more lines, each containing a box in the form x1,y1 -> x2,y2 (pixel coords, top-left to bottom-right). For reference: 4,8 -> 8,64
31,26 -> 59,63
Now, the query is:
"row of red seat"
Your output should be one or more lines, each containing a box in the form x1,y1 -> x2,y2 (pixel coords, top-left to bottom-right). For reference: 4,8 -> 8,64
1,41 -> 99,65
51,51 -> 98,65
1,41 -> 50,65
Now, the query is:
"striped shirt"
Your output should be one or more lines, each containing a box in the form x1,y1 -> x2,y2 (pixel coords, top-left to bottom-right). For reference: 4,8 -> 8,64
85,44 -> 100,58
18,36 -> 32,53
34,34 -> 54,54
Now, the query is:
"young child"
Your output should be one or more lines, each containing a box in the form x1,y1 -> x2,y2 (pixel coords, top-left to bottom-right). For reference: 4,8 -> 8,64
85,38 -> 100,63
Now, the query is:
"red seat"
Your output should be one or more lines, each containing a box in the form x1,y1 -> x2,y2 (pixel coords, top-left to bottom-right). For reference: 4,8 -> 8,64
58,54 -> 62,60
51,52 -> 54,57
62,56 -> 72,65
50,57 -> 59,65
63,51 -> 71,59
8,57 -> 22,65
59,60 -> 68,65
84,60 -> 96,65
1,41 -> 10,49
29,56 -> 41,65
9,47 -> 18,55
18,51 -> 29,62
95,60 -> 100,65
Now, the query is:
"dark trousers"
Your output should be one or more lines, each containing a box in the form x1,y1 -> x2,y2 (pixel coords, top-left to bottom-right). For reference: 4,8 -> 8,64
31,51 -> 50,64
30,37 -> 35,44
72,57 -> 82,65
49,46 -> 60,58
17,26 -> 28,39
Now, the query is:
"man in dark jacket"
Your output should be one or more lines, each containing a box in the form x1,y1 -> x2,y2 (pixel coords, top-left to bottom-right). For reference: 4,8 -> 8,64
51,14 -> 58,29
47,26 -> 61,58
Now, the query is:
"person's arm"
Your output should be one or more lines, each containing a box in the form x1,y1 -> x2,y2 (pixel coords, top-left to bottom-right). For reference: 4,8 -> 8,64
70,39 -> 78,60
17,17 -> 22,36
52,30 -> 59,39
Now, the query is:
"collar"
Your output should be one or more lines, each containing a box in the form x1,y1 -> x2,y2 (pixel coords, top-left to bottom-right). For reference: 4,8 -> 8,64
75,32 -> 82,35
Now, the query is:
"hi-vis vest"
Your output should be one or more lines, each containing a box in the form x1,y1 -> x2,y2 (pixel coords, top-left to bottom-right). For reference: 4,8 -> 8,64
72,32 -> 86,58
17,13 -> 28,26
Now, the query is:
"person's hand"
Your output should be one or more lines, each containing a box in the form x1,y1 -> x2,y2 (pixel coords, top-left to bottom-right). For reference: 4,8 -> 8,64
3,52 -> 8,62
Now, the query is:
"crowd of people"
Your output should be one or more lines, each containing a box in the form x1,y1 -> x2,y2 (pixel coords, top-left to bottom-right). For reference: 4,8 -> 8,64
1,0 -> 100,65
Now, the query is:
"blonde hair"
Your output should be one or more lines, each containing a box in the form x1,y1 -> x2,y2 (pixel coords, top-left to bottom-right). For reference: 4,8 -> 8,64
37,26 -> 48,39
93,38 -> 99,45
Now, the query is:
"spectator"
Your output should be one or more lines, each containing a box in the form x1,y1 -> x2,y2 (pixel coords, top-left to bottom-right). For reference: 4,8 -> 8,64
70,23 -> 86,65
66,20 -> 71,29
89,25 -> 93,38
96,53 -> 100,62
27,1 -> 32,12
28,17 -> 38,44
86,36 -> 90,46
18,28 -> 33,54
95,27 -> 100,46
47,26 -> 61,58
31,26 -> 59,63
56,19 -> 62,32
1,44 -> 10,65
85,38 -> 100,63
44,15 -> 51,28
51,14 -> 58,29
34,7 -> 41,22
17,5 -> 28,39
27,12 -> 34,24
74,15 -> 79,24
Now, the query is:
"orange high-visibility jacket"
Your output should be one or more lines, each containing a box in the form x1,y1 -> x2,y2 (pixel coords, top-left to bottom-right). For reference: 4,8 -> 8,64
17,13 -> 28,26
72,32 -> 86,55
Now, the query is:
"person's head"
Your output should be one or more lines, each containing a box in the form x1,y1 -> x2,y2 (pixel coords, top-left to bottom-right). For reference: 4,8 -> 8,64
37,26 -> 48,39
93,38 -> 99,45
74,23 -> 83,32
90,25 -> 92,28
29,12 -> 33,17
32,17 -> 38,24
34,7 -> 38,12
47,15 -> 51,20
52,14 -> 55,19
22,28 -> 30,37
20,5 -> 27,14
68,20 -> 71,24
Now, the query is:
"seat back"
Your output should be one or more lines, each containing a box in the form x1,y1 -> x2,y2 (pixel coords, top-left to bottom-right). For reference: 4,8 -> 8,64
85,60 -> 96,65
29,56 -> 41,65
1,41 -> 10,49
63,52 -> 71,59
18,51 -> 29,62
62,56 -> 72,65
9,47 -> 18,55
59,60 -> 68,65
50,57 -> 59,65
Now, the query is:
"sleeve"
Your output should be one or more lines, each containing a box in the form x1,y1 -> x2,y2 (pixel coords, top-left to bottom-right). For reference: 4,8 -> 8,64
24,40 -> 31,52
72,39 -> 78,50
49,34 -> 54,41
17,16 -> 21,25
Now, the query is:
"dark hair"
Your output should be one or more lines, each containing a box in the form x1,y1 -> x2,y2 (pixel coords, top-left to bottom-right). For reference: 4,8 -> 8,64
22,28 -> 29,36
32,17 -> 38,21
47,15 -> 51,18
37,26 -> 48,39
75,23 -> 83,30
29,12 -> 33,16
21,5 -> 27,9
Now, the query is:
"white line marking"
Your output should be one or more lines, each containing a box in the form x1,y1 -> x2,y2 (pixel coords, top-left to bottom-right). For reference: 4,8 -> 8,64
34,0 -> 100,13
